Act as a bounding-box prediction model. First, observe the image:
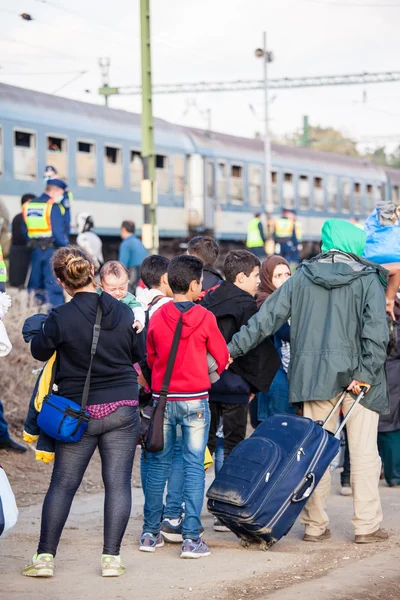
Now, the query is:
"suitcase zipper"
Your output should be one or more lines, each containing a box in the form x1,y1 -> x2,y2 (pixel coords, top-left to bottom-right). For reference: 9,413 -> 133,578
267,432 -> 329,529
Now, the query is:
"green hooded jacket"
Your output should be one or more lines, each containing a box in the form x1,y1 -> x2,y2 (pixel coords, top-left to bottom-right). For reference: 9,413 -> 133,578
228,220 -> 390,414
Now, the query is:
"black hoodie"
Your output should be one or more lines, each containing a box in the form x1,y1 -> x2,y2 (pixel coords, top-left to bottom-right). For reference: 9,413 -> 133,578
31,291 -> 145,405
201,281 -> 280,403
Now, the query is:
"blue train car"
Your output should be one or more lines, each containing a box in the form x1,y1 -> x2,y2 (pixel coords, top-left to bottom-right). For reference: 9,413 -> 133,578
0,82 -> 396,251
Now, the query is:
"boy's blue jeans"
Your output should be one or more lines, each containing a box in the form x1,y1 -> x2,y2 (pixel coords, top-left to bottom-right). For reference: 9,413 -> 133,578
140,437 -> 184,520
143,399 -> 210,540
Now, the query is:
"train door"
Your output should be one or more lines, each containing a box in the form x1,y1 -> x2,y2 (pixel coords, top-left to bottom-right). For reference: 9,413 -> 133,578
204,159 -> 216,232
186,153 -> 205,230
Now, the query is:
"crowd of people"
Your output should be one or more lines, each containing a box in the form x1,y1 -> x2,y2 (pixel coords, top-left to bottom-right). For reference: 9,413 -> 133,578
0,187 -> 399,579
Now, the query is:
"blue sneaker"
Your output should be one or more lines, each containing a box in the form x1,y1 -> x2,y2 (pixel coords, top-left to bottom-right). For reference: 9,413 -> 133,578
180,538 -> 211,559
139,532 -> 164,553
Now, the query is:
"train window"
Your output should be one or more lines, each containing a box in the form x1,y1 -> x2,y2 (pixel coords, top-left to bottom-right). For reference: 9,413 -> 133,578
130,150 -> 143,192
375,184 -> 384,203
354,182 -> 362,214
341,178 -> 351,213
174,155 -> 185,195
46,135 -> 67,180
249,166 -> 262,207
313,177 -> 324,211
13,129 -> 37,180
76,140 -> 96,187
156,154 -> 169,194
230,164 -> 244,204
104,145 -> 122,189
206,161 -> 215,197
327,175 -> 338,212
0,127 -> 2,177
299,175 -> 310,211
282,172 -> 294,209
393,185 -> 400,204
366,184 -> 374,212
216,161 -> 227,204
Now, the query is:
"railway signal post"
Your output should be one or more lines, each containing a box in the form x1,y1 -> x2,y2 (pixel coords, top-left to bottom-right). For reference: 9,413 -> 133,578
140,0 -> 158,253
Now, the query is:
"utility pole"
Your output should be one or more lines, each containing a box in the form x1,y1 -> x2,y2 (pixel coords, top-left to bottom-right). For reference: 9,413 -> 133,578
256,33 -> 274,248
300,115 -> 310,147
140,0 -> 158,253
98,57 -> 111,106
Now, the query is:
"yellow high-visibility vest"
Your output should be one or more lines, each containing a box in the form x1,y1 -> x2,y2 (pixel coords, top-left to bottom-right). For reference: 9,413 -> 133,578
274,217 -> 294,239
246,217 -> 264,248
22,199 -> 54,239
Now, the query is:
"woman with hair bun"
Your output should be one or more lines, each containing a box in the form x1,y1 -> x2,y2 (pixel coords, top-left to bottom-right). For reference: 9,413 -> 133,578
22,246 -> 145,579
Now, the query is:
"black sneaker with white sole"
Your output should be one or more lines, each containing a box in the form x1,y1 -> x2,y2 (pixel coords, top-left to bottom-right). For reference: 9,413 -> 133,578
213,517 -> 230,532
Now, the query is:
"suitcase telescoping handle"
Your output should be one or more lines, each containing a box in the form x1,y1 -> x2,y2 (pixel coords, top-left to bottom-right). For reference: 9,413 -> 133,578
322,387 -> 368,440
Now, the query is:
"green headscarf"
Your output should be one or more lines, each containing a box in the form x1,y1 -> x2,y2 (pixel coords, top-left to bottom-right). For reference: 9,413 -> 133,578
321,219 -> 366,257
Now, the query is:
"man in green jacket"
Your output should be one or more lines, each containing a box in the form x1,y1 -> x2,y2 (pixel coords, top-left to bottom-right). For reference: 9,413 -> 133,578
228,219 -> 389,544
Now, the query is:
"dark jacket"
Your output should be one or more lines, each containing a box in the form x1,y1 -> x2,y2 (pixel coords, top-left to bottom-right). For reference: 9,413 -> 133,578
201,281 -> 280,404
202,266 -> 222,292
380,305 -> 400,432
31,291 -> 145,405
228,252 -> 389,413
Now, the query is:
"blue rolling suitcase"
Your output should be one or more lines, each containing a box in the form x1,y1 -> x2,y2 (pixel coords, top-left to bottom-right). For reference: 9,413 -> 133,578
207,390 -> 365,549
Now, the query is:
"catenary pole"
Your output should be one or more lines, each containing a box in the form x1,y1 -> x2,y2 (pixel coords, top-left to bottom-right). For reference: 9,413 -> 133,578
140,0 -> 158,253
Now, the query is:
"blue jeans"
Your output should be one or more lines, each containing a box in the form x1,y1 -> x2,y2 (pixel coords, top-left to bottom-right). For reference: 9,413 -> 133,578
257,366 -> 296,420
215,437 -> 224,475
143,399 -> 210,540
0,401 -> 10,440
140,436 -> 185,520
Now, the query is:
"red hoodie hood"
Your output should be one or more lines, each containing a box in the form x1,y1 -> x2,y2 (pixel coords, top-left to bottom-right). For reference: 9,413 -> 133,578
159,301 -> 208,339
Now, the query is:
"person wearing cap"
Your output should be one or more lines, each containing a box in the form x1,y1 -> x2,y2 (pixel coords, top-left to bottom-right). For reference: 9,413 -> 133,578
22,179 -> 69,307
44,166 -> 71,237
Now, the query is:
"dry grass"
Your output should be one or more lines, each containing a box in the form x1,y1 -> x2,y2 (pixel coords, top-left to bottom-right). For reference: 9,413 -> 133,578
1,291 -> 46,433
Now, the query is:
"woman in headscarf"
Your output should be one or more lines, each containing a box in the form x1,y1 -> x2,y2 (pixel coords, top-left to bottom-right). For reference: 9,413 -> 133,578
254,255 -> 294,422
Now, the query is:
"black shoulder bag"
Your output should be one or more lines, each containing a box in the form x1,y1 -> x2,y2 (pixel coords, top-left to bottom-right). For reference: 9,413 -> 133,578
141,315 -> 183,453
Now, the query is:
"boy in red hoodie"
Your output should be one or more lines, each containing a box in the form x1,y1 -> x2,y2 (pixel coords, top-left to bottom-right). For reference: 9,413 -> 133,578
140,255 -> 228,559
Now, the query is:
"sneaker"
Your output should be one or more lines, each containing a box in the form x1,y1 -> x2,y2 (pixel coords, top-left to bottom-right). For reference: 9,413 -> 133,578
354,528 -> 389,544
213,517 -> 230,532
101,554 -> 125,577
303,528 -> 331,543
340,485 -> 353,496
161,518 -> 183,543
180,538 -> 211,559
139,532 -> 164,553
21,553 -> 54,577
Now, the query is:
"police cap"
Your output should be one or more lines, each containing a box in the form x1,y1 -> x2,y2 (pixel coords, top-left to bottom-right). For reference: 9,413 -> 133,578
46,178 -> 67,191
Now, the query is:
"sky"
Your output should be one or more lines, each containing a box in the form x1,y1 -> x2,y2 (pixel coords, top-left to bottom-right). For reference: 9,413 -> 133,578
1,0 -> 400,152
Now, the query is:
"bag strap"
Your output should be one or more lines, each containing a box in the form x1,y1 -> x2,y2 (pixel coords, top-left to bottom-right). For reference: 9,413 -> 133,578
158,315 -> 183,402
81,302 -> 102,412
145,295 -> 165,329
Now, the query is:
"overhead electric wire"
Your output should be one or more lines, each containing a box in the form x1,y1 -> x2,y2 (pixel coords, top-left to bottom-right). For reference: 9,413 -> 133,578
52,70 -> 87,94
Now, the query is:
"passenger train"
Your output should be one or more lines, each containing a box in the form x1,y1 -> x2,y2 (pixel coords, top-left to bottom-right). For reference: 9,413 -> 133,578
1,82 -> 399,255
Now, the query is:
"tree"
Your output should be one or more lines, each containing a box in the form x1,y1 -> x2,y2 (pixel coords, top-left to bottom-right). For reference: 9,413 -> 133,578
286,124 -> 360,156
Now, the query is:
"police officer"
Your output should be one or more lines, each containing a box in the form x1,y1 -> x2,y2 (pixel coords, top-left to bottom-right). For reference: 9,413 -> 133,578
274,209 -> 301,264
44,165 -> 71,237
22,179 -> 69,307
0,244 -> 6,293
246,212 -> 266,258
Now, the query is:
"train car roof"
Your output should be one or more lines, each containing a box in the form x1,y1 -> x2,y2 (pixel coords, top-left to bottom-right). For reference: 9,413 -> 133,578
385,167 -> 400,185
0,82 -> 194,152
185,126 -> 387,180
0,82 -> 389,180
